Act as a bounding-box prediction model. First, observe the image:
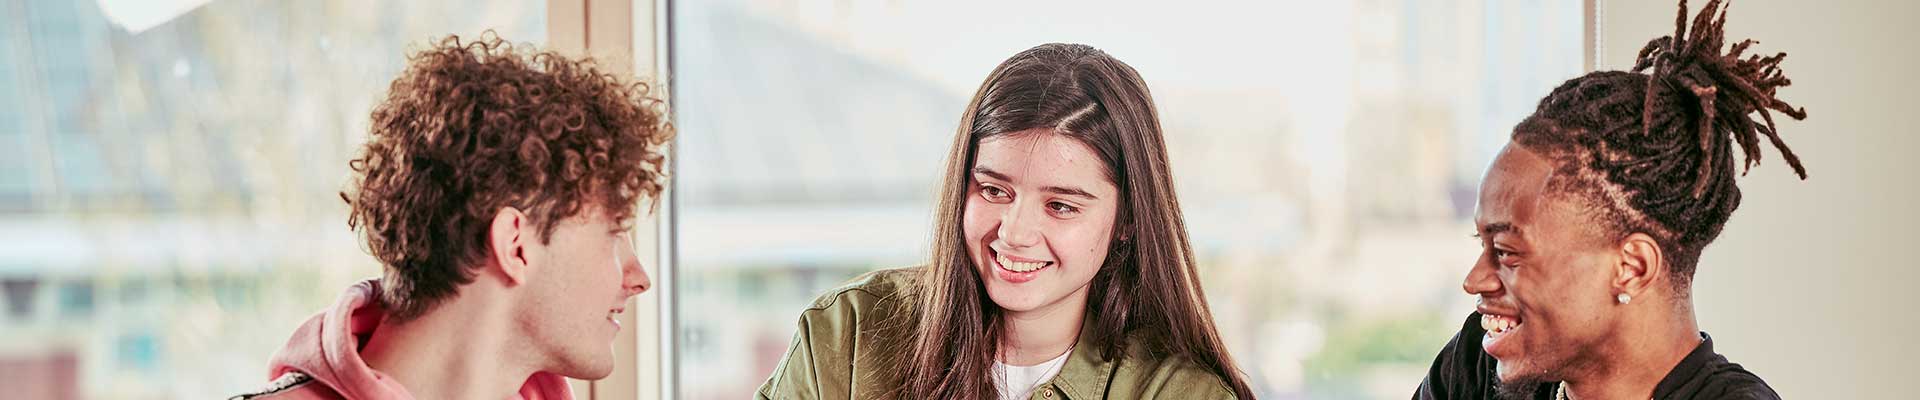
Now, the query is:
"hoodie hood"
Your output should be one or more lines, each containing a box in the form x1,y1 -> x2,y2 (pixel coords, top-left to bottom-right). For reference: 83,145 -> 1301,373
265,279 -> 573,400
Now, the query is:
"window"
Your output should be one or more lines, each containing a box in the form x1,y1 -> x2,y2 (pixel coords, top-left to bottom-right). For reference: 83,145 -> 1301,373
666,0 -> 1585,398
4,1 -> 1593,398
0,0 -> 545,398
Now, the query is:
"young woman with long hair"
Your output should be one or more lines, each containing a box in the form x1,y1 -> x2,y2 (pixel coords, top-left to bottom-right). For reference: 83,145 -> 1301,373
757,43 -> 1253,400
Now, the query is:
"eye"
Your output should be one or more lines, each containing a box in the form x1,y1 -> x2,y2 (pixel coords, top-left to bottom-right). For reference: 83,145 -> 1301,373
979,184 -> 1012,202
1490,248 -> 1519,265
1046,201 -> 1081,216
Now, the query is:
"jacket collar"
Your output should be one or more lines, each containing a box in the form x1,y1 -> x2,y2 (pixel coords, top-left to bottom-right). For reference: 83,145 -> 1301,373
1049,314 -> 1116,400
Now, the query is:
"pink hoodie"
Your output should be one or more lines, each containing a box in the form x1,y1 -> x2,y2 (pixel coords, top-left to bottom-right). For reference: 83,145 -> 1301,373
251,280 -> 573,400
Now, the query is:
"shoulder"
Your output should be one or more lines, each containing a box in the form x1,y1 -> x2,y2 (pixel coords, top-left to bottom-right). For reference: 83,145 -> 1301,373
1699,358 -> 1783,400
1418,312 -> 1499,399
785,266 -> 920,346
798,266 -> 919,317
1108,341 -> 1237,399
1713,385 -> 1783,400
758,267 -> 921,399
229,371 -> 339,400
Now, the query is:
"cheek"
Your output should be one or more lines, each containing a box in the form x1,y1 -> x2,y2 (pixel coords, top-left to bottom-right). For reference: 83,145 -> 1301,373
961,197 -> 997,245
553,241 -> 619,294
1056,227 -> 1109,265
1515,256 -> 1610,328
1054,216 -> 1118,272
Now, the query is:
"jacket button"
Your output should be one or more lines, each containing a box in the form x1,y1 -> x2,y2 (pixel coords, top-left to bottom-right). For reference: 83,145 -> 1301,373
1043,389 -> 1053,398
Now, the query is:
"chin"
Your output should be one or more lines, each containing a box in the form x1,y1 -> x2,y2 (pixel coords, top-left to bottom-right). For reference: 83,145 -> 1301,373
1496,353 -> 1537,378
982,281 -> 1048,312
577,365 -> 614,380
1491,361 -> 1544,399
553,349 -> 617,380
1494,357 -> 1555,389
1494,359 -> 1521,382
1492,373 -> 1547,400
564,360 -> 615,380
987,292 -> 1039,312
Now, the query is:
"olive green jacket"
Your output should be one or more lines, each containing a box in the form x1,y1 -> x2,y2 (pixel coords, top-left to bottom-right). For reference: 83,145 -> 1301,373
755,267 -> 1237,400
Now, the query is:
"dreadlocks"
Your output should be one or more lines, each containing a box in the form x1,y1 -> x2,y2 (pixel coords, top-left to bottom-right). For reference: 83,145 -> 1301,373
1512,0 -> 1806,291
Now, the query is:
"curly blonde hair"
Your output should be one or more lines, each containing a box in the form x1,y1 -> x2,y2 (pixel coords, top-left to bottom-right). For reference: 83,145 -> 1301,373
342,33 -> 671,321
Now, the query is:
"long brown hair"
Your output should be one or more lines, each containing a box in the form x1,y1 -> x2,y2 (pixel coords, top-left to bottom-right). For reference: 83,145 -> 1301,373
896,43 -> 1253,399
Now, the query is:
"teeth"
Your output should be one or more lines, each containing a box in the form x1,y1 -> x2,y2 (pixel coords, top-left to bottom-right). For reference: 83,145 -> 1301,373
996,254 -> 1049,272
1482,315 -> 1520,334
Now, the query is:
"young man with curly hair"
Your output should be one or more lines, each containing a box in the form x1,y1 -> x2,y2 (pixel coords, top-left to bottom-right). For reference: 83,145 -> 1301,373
234,33 -> 672,400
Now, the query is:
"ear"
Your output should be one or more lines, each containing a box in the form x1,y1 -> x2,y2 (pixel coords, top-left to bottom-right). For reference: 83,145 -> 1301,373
1612,232 -> 1665,304
490,207 -> 534,286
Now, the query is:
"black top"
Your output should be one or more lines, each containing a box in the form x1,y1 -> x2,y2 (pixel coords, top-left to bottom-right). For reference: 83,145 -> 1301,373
1415,312 -> 1781,400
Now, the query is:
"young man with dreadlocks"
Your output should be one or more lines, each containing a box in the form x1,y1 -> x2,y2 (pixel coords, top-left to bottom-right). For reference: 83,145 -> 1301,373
1415,1 -> 1802,399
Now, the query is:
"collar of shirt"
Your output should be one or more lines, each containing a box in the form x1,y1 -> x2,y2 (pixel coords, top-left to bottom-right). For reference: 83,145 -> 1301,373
1042,315 -> 1114,400
1649,332 -> 1716,399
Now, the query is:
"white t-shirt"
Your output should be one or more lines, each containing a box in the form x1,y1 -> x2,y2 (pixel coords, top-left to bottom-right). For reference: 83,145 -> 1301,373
994,350 -> 1072,400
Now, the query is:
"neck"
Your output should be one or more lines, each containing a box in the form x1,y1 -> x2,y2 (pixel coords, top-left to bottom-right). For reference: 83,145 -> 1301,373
361,289 -> 535,399
998,289 -> 1089,366
1562,299 -> 1701,400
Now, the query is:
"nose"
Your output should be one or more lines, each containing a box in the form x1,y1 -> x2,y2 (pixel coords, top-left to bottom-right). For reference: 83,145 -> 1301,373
1462,251 -> 1502,296
618,233 -> 651,297
996,200 -> 1043,249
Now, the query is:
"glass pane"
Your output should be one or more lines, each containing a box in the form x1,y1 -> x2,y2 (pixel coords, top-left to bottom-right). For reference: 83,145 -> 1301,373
671,0 -> 1583,398
0,0 -> 544,398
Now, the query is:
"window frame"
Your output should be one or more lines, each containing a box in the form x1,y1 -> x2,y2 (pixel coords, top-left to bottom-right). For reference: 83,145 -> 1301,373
547,1 -> 674,399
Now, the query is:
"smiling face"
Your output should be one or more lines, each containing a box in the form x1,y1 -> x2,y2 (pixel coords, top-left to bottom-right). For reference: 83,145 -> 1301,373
518,206 -> 652,379
1467,143 -> 1625,387
963,130 -> 1121,316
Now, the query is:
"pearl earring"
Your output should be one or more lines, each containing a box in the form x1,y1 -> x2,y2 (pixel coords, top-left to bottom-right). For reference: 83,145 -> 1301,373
1617,293 -> 1632,305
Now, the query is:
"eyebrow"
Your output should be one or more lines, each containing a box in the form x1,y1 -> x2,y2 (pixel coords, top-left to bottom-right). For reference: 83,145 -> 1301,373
1478,222 -> 1516,238
972,167 -> 1012,182
971,167 -> 1101,200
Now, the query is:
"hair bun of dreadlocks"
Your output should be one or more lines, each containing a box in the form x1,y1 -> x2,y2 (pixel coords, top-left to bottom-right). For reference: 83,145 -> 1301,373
1512,0 -> 1813,286
1630,0 -> 1809,199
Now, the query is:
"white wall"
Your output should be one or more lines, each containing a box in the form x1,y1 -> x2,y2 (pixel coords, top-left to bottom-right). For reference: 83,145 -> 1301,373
1600,1 -> 1920,397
